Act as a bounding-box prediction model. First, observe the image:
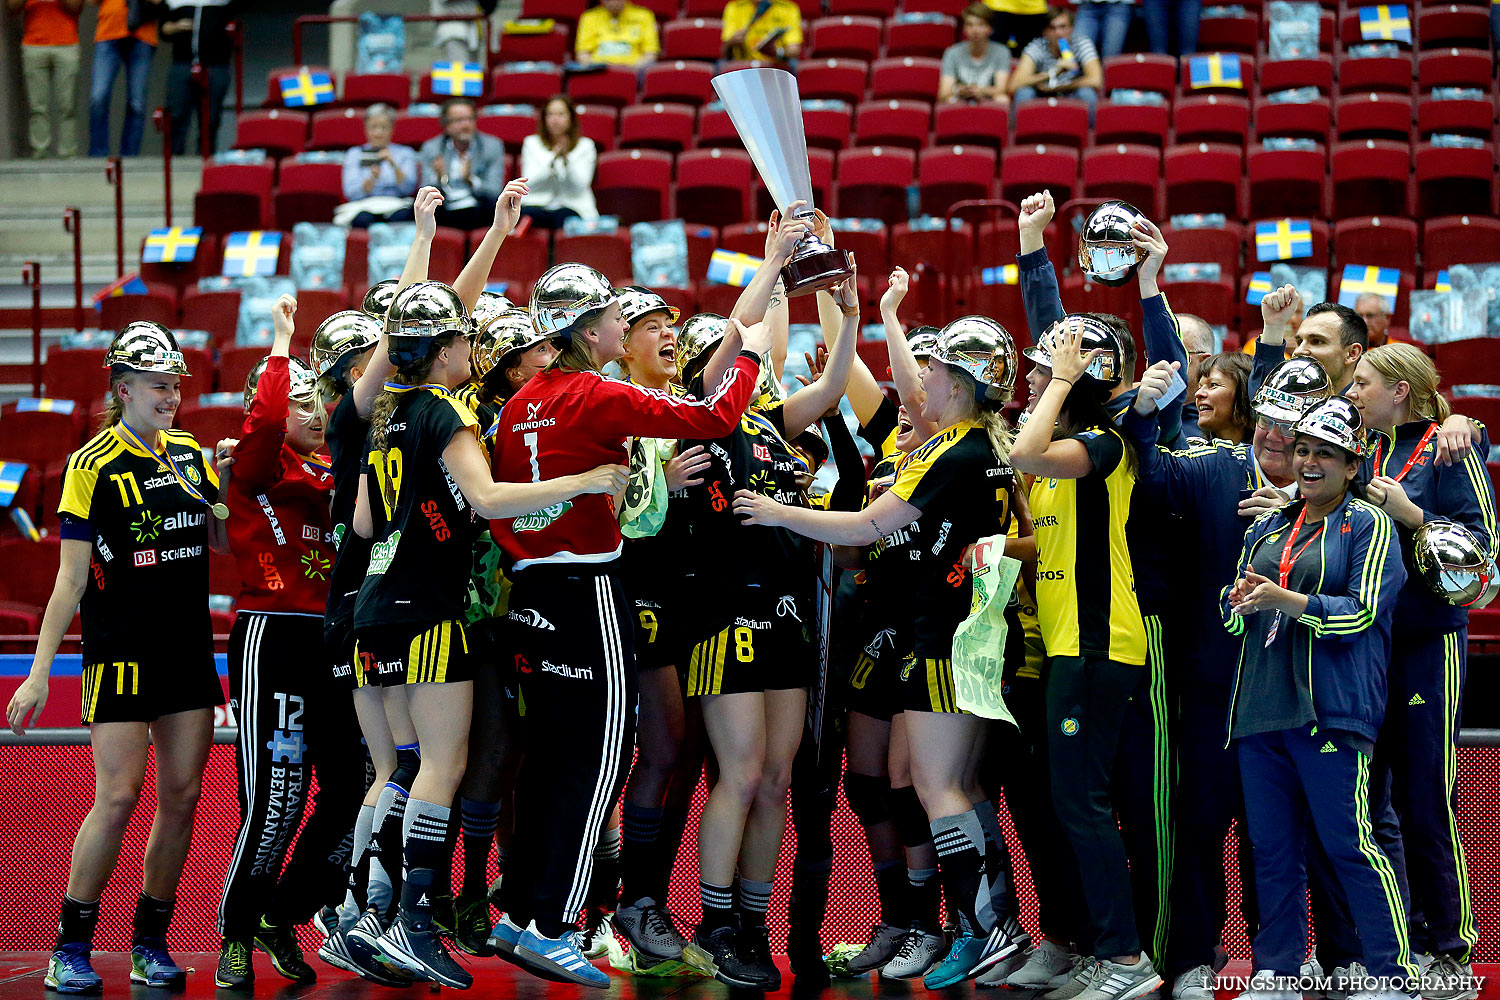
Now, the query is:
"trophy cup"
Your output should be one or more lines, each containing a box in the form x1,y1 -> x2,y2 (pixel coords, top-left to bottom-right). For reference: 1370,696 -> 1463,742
711,68 -> 855,296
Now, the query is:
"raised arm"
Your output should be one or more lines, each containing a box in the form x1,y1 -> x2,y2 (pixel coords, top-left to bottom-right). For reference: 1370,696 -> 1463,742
1010,321 -> 1105,479
880,266 -> 937,440
452,178 -> 529,311
444,429 -> 626,520
783,273 -> 860,437
1249,284 -> 1300,399
353,187 -> 443,417
1017,191 -> 1066,343
233,294 -> 298,494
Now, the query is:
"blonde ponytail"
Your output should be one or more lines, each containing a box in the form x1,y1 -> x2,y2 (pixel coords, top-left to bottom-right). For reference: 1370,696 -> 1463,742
1364,343 -> 1449,423
98,370 -> 131,432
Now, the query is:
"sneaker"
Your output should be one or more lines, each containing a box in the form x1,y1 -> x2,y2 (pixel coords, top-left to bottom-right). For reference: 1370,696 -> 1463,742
344,908 -> 387,965
1421,956 -> 1479,1000
847,922 -> 905,975
1237,970 -> 1304,1000
977,947 -> 1035,988
128,940 -> 185,989
317,926 -> 413,987
488,913 -> 525,958
374,911 -> 473,990
1011,940 -> 1082,990
1330,963 -> 1370,1000
924,933 -> 991,989
615,900 -> 686,963
430,894 -> 457,936
514,920 -> 610,989
880,926 -> 946,980
313,905 -> 340,938
215,940 -> 254,991
1074,954 -> 1164,1000
254,918 -> 316,983
579,908 -> 615,960
1045,956 -> 1105,1000
452,893 -> 495,957
975,916 -> 1032,975
45,944 -> 103,995
683,923 -> 777,990
1174,964 -> 1217,1000
1351,992 -> 1419,1000
737,921 -> 782,991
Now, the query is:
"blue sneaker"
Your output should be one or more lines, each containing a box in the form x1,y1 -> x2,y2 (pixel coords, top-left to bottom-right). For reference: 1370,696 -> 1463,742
129,940 -> 186,988
514,921 -> 610,989
487,913 -> 524,957
45,944 -> 102,994
924,934 -> 991,990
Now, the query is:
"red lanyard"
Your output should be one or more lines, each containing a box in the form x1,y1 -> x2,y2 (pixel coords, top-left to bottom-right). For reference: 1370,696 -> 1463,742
1277,506 -> 1322,589
1372,422 -> 1439,483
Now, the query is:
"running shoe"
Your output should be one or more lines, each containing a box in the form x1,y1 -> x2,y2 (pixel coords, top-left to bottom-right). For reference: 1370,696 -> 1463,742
128,940 -> 186,988
452,893 -> 495,957
976,947 -> 1033,988
214,940 -> 254,991
514,921 -> 610,989
738,921 -> 782,991
1173,963 -> 1217,1000
45,944 -> 102,995
847,922 -> 905,975
344,908 -> 387,965
1235,969 -> 1307,1000
313,905 -> 340,938
880,925 -> 946,980
318,925 -> 413,987
1045,956 -> 1105,1000
1009,940 -> 1081,990
488,913 -> 525,958
1074,954 -> 1163,1000
254,918 -> 316,983
580,908 -> 615,960
924,933 -> 991,989
683,923 -> 776,990
430,894 -> 457,937
1329,963 -> 1371,1000
614,900 -> 686,963
374,912 -> 473,990
1420,957 -> 1477,1000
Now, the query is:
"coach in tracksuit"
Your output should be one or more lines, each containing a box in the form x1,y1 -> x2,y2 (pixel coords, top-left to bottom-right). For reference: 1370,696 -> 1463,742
1222,397 -> 1416,992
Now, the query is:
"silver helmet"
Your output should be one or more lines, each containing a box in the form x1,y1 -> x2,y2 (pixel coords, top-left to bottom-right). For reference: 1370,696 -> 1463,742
530,263 -> 616,340
1412,519 -> 1499,609
1253,357 -> 1332,425
362,278 -> 402,325
908,326 -> 941,361
1079,200 -> 1149,287
244,355 -> 321,410
386,281 -> 473,366
103,321 -> 189,376
309,310 -> 381,396
1293,396 -> 1364,457
471,290 -> 514,334
677,313 -> 730,383
473,308 -> 547,381
1023,314 -> 1125,387
932,316 -> 1018,402
617,285 -> 681,328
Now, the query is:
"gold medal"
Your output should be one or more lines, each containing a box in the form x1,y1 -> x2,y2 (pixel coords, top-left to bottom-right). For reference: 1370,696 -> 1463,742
211,502 -> 230,520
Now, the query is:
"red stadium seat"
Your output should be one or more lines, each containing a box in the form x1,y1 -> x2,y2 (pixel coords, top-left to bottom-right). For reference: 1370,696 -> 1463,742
917,146 -> 997,216
1422,216 -> 1500,272
890,220 -> 970,280
1103,53 -> 1178,96
1176,53 -> 1254,97
341,73 -> 411,109
195,162 -> 275,232
798,58 -> 870,105
293,289 -> 346,341
718,221 -> 771,257
179,288 -> 241,347
1337,54 -> 1415,97
1197,11 -> 1259,53
641,61 -> 717,105
477,106 -> 537,148
0,601 -> 41,633
829,224 -> 891,278
885,16 -> 958,58
804,104 -> 856,151
1414,141 -> 1495,217
999,144 -> 1079,207
1254,96 -> 1332,143
755,147 -> 835,217
933,101 -> 1008,151
520,0 -> 586,21
497,25 -> 570,63
676,149 -> 755,227
1416,94 -> 1495,140
617,102 -> 696,152
233,110 -> 308,159
1164,142 -> 1244,218
273,161 -> 343,229
1335,93 -> 1414,142
490,64 -> 564,107
307,107 -> 367,151
1434,340 -> 1500,390
392,112 -> 441,147
1258,55 -> 1334,95
555,232 -> 633,284
98,286 -> 178,331
595,149 -> 673,224
0,403 -> 82,471
1094,103 -> 1170,148
176,398 -> 248,451
1248,216 -> 1331,268
1416,5 -> 1491,49
1060,274 -> 1144,345
567,66 -> 638,108
1332,216 -> 1419,272
1417,48 -> 1492,91
807,16 -> 883,60
870,57 -> 943,103
631,0 -> 677,21
1173,94 -> 1251,145
836,146 -> 917,226
474,227 -> 550,285
0,537 -> 61,607
828,0 -> 894,15
903,0 -> 968,14
854,99 -> 932,150
1082,144 -> 1163,217
1013,97 -> 1091,148
684,224 -> 718,285
1337,8 -> 1397,49
1330,139 -> 1412,219
661,18 -> 724,61
416,70 -> 488,105
575,104 -> 619,152
42,348 -> 107,407
1157,277 -> 1238,327
1161,221 -> 1244,278
696,105 -> 741,149
1246,143 -> 1328,220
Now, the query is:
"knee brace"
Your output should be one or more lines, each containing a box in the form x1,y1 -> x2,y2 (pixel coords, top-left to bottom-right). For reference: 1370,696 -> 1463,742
843,772 -> 892,829
887,783 -> 932,849
390,743 -> 421,794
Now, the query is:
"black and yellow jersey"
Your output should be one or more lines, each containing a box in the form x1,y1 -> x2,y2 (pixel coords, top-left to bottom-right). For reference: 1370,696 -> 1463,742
58,424 -> 217,665
889,420 -> 1013,657
325,392 -> 372,636
354,386 -> 485,630
1028,424 -> 1147,665
456,382 -> 500,447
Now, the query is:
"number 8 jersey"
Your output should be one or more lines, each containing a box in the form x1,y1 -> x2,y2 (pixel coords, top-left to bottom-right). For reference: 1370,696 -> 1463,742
353,386 -> 484,630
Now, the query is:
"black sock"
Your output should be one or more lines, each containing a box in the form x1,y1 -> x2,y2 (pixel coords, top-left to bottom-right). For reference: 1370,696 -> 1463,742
401,799 -> 451,932
907,866 -> 940,933
657,806 -> 690,905
735,878 -> 773,928
788,860 -> 830,949
131,892 -> 174,947
699,880 -> 734,932
931,812 -> 986,936
874,860 -> 907,927
586,824 -> 621,911
620,802 -> 663,907
459,798 -> 501,898
56,895 -> 100,950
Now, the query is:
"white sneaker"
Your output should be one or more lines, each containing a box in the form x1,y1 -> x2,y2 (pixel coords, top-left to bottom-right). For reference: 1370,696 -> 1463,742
977,947 -> 1040,988
1076,954 -> 1164,1000
1046,957 -> 1105,1000
879,926 -> 945,980
1236,968 -> 1303,1000
1174,964 -> 1217,1000
1330,963 -> 1370,1000
1009,939 -> 1080,990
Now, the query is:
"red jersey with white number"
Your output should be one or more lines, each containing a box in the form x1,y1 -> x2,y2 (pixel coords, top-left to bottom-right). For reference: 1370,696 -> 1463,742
492,353 -> 761,570
226,356 -> 337,615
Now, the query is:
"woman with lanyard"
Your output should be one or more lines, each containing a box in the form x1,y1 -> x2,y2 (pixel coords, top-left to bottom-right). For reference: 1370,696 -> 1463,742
1349,344 -> 1496,997
9,322 -> 227,993
1008,316 -> 1162,1000
213,295 -> 360,990
486,254 -> 777,988
1221,396 -> 1416,1000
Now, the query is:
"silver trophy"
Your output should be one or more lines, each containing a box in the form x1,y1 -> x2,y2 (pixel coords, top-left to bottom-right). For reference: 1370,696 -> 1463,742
710,68 -> 855,297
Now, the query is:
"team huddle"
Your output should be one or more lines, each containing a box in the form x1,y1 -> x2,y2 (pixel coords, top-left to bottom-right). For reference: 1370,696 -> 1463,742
8,182 -> 1497,1000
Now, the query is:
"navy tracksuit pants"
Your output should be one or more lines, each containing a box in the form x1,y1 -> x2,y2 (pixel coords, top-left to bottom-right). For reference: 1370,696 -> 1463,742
1239,726 -> 1418,984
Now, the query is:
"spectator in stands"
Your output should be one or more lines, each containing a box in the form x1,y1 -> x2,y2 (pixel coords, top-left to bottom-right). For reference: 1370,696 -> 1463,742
420,98 -> 507,232
518,95 -> 598,229
1073,0 -> 1134,59
939,4 -> 1012,106
575,0 -> 660,73
339,104 -> 419,229
984,0 -> 1050,56
157,0 -> 239,156
87,0 -> 156,157
721,0 -> 802,65
10,0 -> 81,158
1354,292 -> 1396,347
1143,0 -> 1199,56
432,0 -> 483,63
1007,6 -> 1103,122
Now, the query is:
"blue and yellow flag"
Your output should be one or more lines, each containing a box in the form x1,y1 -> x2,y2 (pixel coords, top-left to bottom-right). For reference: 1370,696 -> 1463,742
431,62 -> 484,97
1338,264 -> 1400,310
280,69 -> 335,107
1246,272 -> 1274,305
1433,269 -> 1451,292
1254,219 -> 1313,261
1358,5 -> 1411,42
92,273 -> 148,309
16,398 -> 76,415
981,264 -> 1019,286
222,231 -> 281,278
707,249 -> 763,287
0,463 -> 27,508
1188,53 -> 1242,89
142,227 -> 201,264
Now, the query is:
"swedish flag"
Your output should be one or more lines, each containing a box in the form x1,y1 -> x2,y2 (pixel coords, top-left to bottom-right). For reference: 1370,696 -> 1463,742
1358,5 -> 1412,43
1188,53 -> 1242,90
707,249 -> 763,287
142,227 -> 202,264
981,264 -> 1019,286
1338,264 -> 1400,310
16,398 -> 76,415
1254,219 -> 1313,261
1434,269 -> 1451,293
0,463 -> 26,507
1246,272 -> 1274,305
280,69 -> 335,107
222,231 -> 282,278
431,62 -> 484,97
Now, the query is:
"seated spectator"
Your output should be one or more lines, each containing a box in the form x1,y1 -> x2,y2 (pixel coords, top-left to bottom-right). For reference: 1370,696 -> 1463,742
1354,292 -> 1404,346
13,0 -> 82,159
575,0 -> 659,72
940,4 -> 1012,105
339,103 -> 419,229
158,0 -> 238,156
419,98 -> 507,231
1007,6 -> 1103,121
88,0 -> 155,157
721,0 -> 802,64
1074,0 -> 1134,59
519,96 -> 598,229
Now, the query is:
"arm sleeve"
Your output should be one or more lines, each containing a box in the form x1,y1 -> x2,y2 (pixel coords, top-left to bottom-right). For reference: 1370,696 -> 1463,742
233,356 -> 290,494
825,415 -> 868,513
857,397 -> 899,455
1141,292 -> 1187,448
1248,338 -> 1282,400
592,353 -> 760,439
1298,507 -> 1406,640
57,456 -> 97,521
1121,405 -> 1215,509
342,147 -> 365,201
1079,426 -> 1124,478
1018,247 -> 1065,346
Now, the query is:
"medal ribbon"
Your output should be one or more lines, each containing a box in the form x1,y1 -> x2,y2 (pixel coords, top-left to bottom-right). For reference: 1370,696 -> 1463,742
300,452 -> 333,474
383,381 -> 454,397
1277,505 -> 1322,589
1371,421 -> 1439,483
118,421 -> 215,509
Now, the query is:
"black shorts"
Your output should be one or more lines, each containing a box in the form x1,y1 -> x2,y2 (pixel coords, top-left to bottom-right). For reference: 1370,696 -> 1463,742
328,629 -> 358,693
353,620 -> 474,688
80,652 -> 223,725
685,587 -> 816,697
901,654 -> 964,715
846,622 -> 912,722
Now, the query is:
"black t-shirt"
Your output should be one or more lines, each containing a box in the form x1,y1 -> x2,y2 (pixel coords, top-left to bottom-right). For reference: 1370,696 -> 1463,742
353,387 -> 484,629
325,392 -> 373,632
